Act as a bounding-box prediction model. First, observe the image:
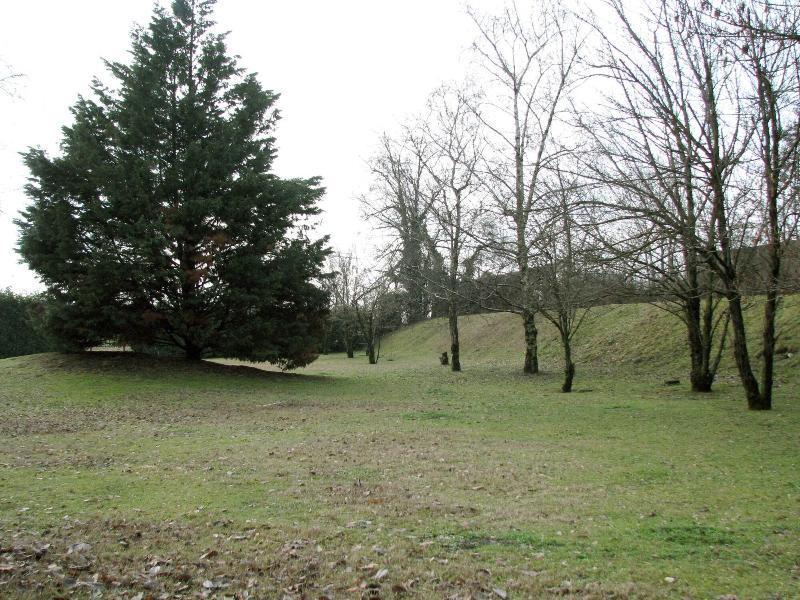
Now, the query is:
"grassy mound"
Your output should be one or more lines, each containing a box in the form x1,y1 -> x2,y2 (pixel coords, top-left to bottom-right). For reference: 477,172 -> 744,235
381,295 -> 800,379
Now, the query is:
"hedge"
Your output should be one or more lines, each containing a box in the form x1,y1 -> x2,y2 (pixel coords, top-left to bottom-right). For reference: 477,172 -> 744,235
0,289 -> 54,358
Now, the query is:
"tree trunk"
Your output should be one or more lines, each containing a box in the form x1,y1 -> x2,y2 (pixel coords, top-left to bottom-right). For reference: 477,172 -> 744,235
522,308 -> 539,374
448,300 -> 461,372
702,46 -> 764,409
321,325 -> 330,355
185,342 -> 203,361
761,288 -> 778,411
754,44 -> 781,413
726,293 -> 765,409
685,297 -> 713,392
345,330 -> 354,359
561,332 -> 575,393
366,338 -> 377,365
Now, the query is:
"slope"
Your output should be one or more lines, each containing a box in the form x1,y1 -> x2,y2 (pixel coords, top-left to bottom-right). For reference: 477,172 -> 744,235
380,295 -> 800,381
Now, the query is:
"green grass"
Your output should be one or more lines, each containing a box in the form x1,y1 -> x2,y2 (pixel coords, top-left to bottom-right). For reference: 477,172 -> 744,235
0,299 -> 799,598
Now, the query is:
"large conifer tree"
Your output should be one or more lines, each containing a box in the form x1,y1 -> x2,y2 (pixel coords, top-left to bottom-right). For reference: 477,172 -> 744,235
17,0 -> 329,366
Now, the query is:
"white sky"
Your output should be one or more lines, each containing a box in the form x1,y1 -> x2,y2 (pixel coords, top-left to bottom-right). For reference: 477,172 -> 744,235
0,0 -> 509,293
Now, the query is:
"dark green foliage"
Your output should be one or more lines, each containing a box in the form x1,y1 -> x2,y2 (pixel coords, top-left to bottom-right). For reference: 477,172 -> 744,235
373,289 -> 405,333
321,306 -> 363,354
17,0 -> 328,366
0,290 -> 54,358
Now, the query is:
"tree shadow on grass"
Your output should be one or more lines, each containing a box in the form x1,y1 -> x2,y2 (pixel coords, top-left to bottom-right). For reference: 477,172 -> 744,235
34,351 -> 332,383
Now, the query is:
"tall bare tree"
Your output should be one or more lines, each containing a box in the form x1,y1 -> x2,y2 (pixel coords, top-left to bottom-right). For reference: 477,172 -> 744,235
586,0 -> 798,408
706,0 -> 800,409
468,1 -> 585,374
363,133 -> 437,324
420,86 -> 485,372
581,0 -> 743,392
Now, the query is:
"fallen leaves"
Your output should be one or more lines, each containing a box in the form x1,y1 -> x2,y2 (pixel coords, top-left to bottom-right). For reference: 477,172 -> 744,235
280,538 -> 310,559
67,542 -> 92,554
391,577 -> 418,594
361,562 -> 379,573
199,549 -> 218,560
202,577 -> 230,590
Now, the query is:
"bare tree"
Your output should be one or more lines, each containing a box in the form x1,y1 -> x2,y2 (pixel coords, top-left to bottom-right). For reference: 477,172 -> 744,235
420,86 -> 485,372
581,0 -> 742,392
353,271 -> 393,365
468,1 -> 585,374
324,251 -> 360,358
362,133 -> 438,324
535,164 -> 597,392
704,0 -> 800,44
706,0 -> 800,409
586,0 -> 799,408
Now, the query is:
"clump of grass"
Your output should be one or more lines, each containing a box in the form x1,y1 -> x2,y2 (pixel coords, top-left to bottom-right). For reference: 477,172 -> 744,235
646,523 -> 740,547
433,530 -> 566,551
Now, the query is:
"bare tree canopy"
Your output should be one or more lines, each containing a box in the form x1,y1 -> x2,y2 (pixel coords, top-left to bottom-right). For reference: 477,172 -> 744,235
0,60 -> 23,96
466,0 -> 587,375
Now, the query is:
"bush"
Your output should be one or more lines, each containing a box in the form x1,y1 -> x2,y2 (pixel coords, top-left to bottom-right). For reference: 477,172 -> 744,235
0,289 -> 54,358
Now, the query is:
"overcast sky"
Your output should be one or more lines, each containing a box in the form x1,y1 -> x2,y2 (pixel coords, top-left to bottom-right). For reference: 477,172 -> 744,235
0,0 -> 513,293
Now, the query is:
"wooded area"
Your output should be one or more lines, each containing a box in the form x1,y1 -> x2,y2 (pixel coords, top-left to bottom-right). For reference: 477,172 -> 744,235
326,0 -> 800,409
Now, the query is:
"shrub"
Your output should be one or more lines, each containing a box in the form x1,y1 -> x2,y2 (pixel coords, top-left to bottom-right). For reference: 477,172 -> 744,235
0,289 -> 54,358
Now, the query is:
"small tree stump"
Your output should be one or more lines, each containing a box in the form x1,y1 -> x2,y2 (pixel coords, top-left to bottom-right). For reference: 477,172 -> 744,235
440,352 -> 449,366
664,379 -> 680,386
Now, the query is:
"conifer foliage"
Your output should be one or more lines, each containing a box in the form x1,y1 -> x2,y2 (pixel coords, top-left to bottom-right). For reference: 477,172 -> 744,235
17,0 -> 329,366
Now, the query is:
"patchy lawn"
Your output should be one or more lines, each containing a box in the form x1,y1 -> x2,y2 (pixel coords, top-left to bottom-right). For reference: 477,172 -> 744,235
0,349 -> 798,599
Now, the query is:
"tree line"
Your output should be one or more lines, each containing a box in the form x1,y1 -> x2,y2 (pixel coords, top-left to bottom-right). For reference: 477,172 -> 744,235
326,0 -> 800,409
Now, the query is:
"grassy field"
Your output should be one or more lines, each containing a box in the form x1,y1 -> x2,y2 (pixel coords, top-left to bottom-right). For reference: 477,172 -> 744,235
0,299 -> 798,599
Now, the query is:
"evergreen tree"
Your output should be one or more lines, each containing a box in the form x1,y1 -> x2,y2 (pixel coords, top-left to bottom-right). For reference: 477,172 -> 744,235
17,0 -> 329,366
